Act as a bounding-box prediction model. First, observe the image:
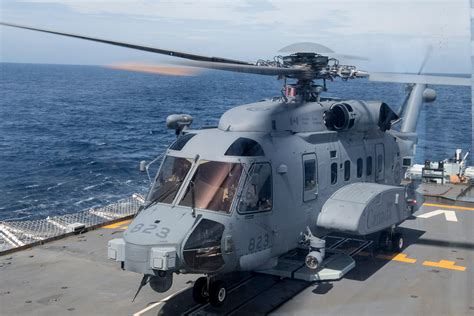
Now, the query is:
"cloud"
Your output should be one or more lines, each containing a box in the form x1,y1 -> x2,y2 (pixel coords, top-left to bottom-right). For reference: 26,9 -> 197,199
15,0 -> 469,37
2,0 -> 470,72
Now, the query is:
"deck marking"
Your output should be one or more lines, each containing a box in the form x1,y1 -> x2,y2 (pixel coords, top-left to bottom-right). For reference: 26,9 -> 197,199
360,252 -> 468,271
133,302 -> 162,316
376,253 -> 417,263
422,260 -> 466,272
423,203 -> 474,211
133,286 -> 191,316
103,219 -> 131,229
417,209 -> 458,222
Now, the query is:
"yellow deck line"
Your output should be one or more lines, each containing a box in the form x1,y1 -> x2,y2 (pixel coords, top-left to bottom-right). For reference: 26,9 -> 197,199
422,260 -> 466,272
375,253 -> 417,263
103,219 -> 132,229
423,203 -> 474,211
360,252 -> 468,272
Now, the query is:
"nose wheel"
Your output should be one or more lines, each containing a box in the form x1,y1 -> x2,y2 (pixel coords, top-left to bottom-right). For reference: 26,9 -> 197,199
209,280 -> 227,307
192,277 -> 209,303
192,277 -> 227,307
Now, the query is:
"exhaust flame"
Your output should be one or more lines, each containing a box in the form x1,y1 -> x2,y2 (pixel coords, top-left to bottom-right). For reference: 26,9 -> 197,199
106,62 -> 200,76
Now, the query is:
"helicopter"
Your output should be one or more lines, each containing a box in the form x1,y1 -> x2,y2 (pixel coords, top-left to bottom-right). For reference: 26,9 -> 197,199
1,22 -> 470,307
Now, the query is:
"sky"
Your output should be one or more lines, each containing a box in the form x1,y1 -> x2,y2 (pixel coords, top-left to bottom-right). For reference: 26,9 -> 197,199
0,0 -> 471,73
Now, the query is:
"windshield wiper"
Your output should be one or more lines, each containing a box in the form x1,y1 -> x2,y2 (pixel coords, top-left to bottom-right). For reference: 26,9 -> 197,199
190,180 -> 196,218
144,181 -> 181,209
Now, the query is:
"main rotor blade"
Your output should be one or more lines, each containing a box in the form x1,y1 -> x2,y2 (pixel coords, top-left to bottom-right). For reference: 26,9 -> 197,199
329,53 -> 369,62
369,72 -> 470,86
108,60 -> 306,77
179,60 -> 307,77
418,45 -> 433,75
0,22 -> 252,65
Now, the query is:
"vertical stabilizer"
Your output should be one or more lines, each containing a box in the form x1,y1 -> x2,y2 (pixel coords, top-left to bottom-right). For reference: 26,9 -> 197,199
400,83 -> 427,133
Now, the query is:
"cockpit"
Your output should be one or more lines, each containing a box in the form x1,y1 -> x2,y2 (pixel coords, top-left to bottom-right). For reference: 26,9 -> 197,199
118,133 -> 274,276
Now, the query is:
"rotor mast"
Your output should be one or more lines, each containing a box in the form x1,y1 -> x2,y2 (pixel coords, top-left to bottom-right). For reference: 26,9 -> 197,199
272,52 -> 369,102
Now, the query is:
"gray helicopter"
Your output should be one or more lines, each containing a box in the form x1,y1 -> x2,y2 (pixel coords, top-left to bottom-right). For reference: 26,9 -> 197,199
1,22 -> 470,307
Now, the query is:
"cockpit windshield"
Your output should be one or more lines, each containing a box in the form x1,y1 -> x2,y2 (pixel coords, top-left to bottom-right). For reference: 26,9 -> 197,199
147,156 -> 192,204
179,161 -> 243,214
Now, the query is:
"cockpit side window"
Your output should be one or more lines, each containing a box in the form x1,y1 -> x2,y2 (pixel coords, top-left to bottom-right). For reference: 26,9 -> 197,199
225,137 -> 265,156
238,163 -> 272,213
147,156 -> 192,204
169,133 -> 196,151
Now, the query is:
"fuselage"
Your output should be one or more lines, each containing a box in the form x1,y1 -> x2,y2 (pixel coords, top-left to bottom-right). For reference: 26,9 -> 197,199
122,98 -> 406,276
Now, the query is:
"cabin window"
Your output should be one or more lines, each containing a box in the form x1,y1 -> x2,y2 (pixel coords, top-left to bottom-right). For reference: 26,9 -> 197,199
377,154 -> 383,173
304,160 -> 317,191
402,157 -> 412,167
331,162 -> 338,184
225,137 -> 264,156
169,133 -> 196,151
239,163 -> 272,213
303,154 -> 318,201
366,156 -> 373,176
357,158 -> 363,178
344,160 -> 351,181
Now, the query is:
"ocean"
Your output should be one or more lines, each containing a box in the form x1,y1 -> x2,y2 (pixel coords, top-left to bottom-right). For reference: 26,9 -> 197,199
0,63 -> 471,220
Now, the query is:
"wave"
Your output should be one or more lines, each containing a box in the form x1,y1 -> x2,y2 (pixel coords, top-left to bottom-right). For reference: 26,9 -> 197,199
74,197 -> 96,205
46,182 -> 66,191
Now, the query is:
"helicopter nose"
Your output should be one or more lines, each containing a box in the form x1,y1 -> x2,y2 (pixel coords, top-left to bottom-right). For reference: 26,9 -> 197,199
123,206 -> 196,246
109,205 -> 198,275
108,205 -> 232,275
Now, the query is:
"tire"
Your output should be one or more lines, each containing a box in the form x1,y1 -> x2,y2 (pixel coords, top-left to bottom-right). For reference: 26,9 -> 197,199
391,233 -> 404,252
209,280 -> 227,307
192,277 -> 208,304
378,231 -> 390,250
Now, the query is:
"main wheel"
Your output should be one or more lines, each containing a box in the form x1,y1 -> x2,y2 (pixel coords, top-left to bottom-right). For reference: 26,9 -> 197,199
192,277 -> 208,304
378,231 -> 390,250
391,232 -> 404,252
209,280 -> 227,307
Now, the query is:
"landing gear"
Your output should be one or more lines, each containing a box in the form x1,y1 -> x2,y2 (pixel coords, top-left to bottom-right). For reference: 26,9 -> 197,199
192,276 -> 228,307
391,233 -> 404,252
378,231 -> 391,250
192,277 -> 208,303
209,280 -> 227,307
378,229 -> 405,252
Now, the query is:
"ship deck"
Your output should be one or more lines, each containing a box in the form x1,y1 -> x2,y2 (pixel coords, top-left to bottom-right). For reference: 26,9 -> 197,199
1,202 -> 473,316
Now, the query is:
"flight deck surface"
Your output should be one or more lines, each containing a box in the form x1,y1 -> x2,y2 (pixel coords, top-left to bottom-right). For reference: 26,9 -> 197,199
1,203 -> 473,316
